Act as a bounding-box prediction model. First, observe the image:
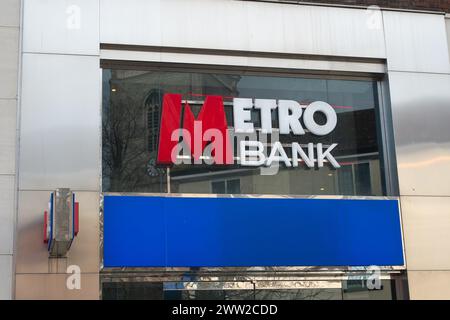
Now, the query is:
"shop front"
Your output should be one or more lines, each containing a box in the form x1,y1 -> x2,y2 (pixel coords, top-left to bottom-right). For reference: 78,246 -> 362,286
15,0 -> 450,300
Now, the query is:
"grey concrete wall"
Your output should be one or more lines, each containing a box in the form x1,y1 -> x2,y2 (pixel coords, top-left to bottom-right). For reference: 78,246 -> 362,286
0,0 -> 20,300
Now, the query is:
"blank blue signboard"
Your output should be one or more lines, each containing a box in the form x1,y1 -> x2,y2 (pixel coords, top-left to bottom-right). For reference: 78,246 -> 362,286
103,196 -> 404,267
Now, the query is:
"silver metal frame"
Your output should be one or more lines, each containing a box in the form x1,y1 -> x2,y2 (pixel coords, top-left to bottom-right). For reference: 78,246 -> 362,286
377,77 -> 400,196
100,57 -> 385,81
242,0 -> 446,15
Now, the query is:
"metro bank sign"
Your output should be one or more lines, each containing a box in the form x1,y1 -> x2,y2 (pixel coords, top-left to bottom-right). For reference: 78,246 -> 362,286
104,97 -> 405,269
156,93 -> 340,169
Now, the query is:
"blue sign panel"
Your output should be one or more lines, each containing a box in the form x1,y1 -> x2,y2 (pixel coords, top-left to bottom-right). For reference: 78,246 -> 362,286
103,196 -> 404,267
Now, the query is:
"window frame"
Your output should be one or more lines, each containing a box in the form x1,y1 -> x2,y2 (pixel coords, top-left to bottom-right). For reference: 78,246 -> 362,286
100,61 -> 398,197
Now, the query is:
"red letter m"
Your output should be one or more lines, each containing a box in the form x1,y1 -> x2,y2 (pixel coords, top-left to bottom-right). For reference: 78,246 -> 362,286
156,93 -> 233,165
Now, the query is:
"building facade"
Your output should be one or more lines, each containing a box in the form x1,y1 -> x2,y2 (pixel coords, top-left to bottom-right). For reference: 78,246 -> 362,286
1,0 -> 450,300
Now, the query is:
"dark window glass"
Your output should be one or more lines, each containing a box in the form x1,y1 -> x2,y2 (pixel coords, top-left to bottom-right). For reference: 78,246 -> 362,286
254,289 -> 341,300
211,179 -> 241,194
102,70 -> 167,193
101,279 -> 402,300
102,282 -> 163,300
342,279 -> 395,300
338,165 -> 355,195
166,290 -> 255,300
227,179 -> 241,194
102,68 -> 384,196
355,162 -> 372,195
211,181 -> 226,194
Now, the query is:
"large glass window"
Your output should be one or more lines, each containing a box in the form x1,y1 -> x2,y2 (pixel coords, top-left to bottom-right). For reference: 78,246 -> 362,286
102,68 -> 384,196
101,279 -> 400,300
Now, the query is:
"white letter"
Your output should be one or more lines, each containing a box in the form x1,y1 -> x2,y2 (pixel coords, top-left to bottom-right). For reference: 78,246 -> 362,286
303,101 -> 337,136
278,100 -> 305,135
240,140 -> 265,166
66,5 -> 81,30
233,98 -> 254,133
292,142 -> 315,168
254,99 -> 276,133
203,128 -> 223,165
266,141 -> 291,167
66,265 -> 81,290
259,131 -> 280,176
317,143 -> 340,168
171,128 -> 191,164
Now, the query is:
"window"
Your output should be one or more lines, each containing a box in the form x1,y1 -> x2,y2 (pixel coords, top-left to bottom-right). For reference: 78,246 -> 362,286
211,179 -> 241,194
102,67 -> 387,196
101,279 -> 400,300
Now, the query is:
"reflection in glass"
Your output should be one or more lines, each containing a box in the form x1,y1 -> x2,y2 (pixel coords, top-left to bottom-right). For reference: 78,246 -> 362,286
102,68 -> 384,196
254,289 -> 341,300
100,280 -> 398,300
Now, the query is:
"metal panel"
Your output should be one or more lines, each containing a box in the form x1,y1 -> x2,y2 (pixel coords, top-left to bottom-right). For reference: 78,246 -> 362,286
16,191 -> 51,274
100,0 -> 386,58
0,27 -> 19,99
407,271 -> 450,300
100,0 -> 161,48
15,273 -> 99,300
23,0 -> 99,55
100,49 -> 386,74
276,2 -> 385,58
66,192 -> 99,273
0,255 -> 13,299
383,11 -> 450,73
19,53 -> 101,191
0,176 -> 15,255
0,99 -> 16,175
0,0 -> 20,27
446,17 -> 450,62
16,191 -> 99,274
400,196 -> 450,271
388,72 -> 450,196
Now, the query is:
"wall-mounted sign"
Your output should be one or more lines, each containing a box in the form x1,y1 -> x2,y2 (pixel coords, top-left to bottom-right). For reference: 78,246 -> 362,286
103,195 -> 404,268
157,94 -> 340,168
43,188 -> 79,257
